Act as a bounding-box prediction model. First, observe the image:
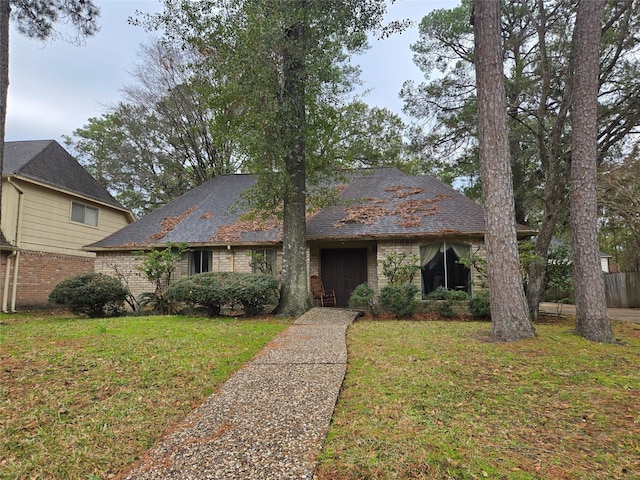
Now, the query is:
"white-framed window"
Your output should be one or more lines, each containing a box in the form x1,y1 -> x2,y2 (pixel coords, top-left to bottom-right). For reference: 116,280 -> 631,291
190,250 -> 212,275
250,249 -> 277,275
71,201 -> 99,227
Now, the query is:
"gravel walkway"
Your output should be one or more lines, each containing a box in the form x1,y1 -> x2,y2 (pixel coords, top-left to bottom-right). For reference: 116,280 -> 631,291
116,308 -> 358,480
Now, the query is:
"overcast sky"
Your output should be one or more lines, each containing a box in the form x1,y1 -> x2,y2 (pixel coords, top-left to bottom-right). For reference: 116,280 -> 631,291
6,0 -> 457,144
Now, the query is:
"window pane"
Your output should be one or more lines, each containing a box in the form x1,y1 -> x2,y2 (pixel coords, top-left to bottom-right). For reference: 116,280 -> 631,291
191,250 -> 210,275
201,251 -> 210,272
71,202 -> 84,223
251,249 -> 276,275
266,249 -> 276,275
85,206 -> 99,226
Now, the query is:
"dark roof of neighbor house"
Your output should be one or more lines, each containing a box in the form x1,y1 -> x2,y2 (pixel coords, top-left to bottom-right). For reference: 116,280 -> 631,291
86,167 -> 531,251
548,237 -> 612,259
0,228 -> 17,250
4,140 -> 125,210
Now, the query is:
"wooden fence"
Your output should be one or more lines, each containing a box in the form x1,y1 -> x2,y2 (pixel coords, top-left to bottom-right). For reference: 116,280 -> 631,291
603,272 -> 640,308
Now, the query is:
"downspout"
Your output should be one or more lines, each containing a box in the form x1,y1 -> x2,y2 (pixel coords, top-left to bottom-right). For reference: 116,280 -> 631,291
2,250 -> 14,312
8,177 -> 24,312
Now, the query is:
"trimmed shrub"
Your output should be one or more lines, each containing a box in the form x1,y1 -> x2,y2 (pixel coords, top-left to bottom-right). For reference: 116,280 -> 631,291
425,287 -> 469,302
48,272 -> 128,318
233,273 -> 280,316
166,272 -> 279,316
469,292 -> 491,319
425,286 -> 450,301
166,272 -> 232,316
437,301 -> 457,318
348,283 -> 379,316
379,283 -> 420,318
448,289 -> 470,302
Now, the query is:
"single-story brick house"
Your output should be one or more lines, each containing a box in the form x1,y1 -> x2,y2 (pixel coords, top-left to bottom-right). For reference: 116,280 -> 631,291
85,168 -> 533,307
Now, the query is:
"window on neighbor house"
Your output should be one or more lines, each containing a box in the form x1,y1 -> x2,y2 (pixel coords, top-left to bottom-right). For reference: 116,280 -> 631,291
71,201 -> 99,226
250,249 -> 277,275
420,242 -> 471,295
190,250 -> 212,275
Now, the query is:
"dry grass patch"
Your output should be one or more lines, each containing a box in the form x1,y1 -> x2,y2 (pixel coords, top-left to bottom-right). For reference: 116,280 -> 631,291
0,312 -> 289,479
316,318 -> 639,480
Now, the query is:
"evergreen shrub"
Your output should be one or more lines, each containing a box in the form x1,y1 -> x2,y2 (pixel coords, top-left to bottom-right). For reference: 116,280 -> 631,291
469,292 -> 491,319
166,272 -> 279,316
379,283 -> 420,318
48,272 -> 128,318
348,283 -> 379,316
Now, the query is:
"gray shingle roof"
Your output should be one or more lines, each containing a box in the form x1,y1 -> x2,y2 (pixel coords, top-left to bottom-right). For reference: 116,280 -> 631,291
87,174 -> 265,249
86,168 -> 523,251
306,168 -> 486,240
4,140 -> 124,209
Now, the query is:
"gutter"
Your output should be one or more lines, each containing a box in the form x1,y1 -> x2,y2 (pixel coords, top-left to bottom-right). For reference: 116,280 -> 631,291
3,177 -> 24,312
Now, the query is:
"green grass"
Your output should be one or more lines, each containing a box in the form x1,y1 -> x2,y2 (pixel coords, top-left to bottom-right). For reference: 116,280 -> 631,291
316,318 -> 640,480
3,312 -> 638,480
0,312 -> 289,479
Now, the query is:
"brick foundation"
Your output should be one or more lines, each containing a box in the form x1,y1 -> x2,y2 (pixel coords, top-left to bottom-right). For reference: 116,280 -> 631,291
0,250 -> 95,309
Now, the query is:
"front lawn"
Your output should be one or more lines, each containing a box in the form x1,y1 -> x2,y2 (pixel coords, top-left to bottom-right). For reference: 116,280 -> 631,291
3,312 -> 638,480
316,318 -> 640,480
0,312 -> 289,479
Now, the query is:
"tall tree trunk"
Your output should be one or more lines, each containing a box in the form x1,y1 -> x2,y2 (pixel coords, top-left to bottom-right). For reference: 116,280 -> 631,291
473,0 -> 535,341
277,14 -> 311,317
525,0 -> 575,322
570,0 -> 614,343
0,1 -> 9,227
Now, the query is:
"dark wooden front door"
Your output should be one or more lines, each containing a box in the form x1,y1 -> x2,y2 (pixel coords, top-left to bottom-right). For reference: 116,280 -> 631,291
320,248 -> 368,307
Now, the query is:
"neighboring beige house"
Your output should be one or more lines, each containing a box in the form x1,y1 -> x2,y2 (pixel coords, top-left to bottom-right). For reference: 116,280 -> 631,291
1,140 -> 135,310
86,168 -> 535,308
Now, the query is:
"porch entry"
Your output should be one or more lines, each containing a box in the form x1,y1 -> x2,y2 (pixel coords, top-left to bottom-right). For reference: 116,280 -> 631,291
320,248 -> 368,307
421,242 -> 471,295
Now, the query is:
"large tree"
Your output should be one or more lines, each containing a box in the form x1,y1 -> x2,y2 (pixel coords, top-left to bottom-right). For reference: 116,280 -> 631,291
598,151 -> 640,271
0,0 -> 99,227
141,0 -> 391,316
66,39 -> 241,216
402,0 -> 640,320
472,0 -> 535,341
570,0 -> 614,343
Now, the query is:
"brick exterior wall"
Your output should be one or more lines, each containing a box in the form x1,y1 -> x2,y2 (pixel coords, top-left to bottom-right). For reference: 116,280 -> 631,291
95,252 -> 156,299
377,238 -> 486,296
377,239 -> 420,290
0,250 -> 95,309
95,246 -> 286,302
93,239 -> 486,310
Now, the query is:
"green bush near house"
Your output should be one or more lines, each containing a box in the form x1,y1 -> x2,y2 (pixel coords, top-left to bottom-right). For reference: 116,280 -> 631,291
348,283 -> 380,316
48,272 -> 128,318
166,272 -> 279,316
436,300 -> 457,318
469,291 -> 491,318
425,286 -> 469,302
233,272 -> 280,315
379,283 -> 420,318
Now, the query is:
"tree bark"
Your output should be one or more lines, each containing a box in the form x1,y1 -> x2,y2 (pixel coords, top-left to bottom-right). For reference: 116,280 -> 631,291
570,0 -> 614,343
276,14 -> 311,317
0,1 -> 9,228
473,0 -> 535,341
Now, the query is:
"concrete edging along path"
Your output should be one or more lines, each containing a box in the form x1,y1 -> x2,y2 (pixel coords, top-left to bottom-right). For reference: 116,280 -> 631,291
116,308 -> 358,480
